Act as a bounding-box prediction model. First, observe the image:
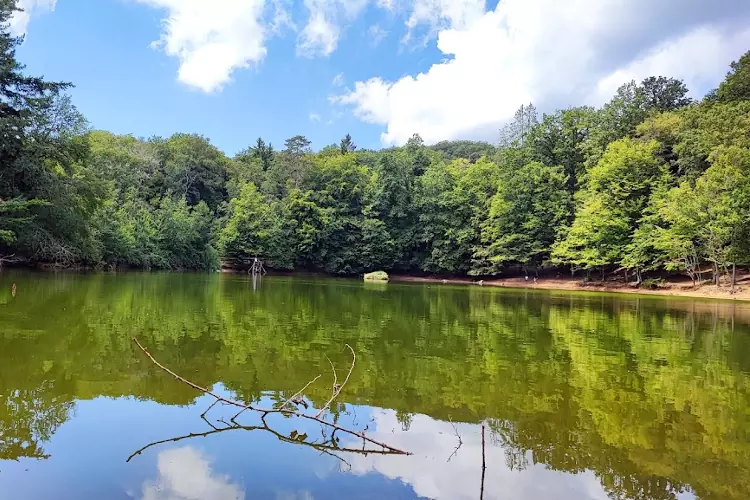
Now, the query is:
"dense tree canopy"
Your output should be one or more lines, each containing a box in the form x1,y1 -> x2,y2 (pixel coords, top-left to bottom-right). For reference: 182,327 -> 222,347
0,0 -> 749,282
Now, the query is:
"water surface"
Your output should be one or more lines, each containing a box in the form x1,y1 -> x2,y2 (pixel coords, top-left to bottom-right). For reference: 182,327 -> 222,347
1,272 -> 750,500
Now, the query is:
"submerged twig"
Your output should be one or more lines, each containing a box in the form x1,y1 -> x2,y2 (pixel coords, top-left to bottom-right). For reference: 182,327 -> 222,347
315,344 -> 355,418
447,416 -> 463,462
131,338 -> 409,456
279,375 -> 321,411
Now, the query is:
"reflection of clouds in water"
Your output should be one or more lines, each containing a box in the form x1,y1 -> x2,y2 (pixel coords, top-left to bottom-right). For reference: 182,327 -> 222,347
346,410 -> 609,500
141,446 -> 244,500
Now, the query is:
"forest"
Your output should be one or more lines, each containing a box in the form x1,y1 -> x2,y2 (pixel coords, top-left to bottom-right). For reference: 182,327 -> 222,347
1,0 -> 750,283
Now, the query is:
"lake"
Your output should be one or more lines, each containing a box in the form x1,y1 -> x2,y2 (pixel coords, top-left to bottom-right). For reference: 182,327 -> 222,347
1,272 -> 750,500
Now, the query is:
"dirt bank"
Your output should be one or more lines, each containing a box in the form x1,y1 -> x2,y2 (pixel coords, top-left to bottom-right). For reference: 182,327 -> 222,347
390,274 -> 750,302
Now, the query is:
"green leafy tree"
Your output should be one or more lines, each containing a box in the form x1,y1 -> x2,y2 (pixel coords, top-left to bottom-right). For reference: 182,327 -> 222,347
529,107 -> 596,194
657,146 -> 750,284
160,133 -> 228,210
552,139 -> 664,274
716,50 -> 750,102
416,158 -> 501,274
428,140 -> 495,162
639,76 -> 692,112
478,162 -> 571,274
218,182 -> 292,270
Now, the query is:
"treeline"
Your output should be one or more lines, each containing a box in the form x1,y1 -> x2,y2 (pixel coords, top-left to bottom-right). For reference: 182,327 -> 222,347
1,0 -> 749,281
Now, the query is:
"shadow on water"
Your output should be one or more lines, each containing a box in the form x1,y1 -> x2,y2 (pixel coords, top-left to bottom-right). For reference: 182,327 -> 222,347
1,271 -> 750,499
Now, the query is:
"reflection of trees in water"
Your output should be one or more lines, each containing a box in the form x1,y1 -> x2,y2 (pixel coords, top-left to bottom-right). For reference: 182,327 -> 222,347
1,272 -> 750,498
0,382 -> 73,461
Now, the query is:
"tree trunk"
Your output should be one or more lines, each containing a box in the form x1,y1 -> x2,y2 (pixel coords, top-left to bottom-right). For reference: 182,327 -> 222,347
713,263 -> 720,286
732,263 -> 736,291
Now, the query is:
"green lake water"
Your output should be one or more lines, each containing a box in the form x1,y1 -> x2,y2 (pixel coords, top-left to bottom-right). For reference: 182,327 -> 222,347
1,271 -> 750,500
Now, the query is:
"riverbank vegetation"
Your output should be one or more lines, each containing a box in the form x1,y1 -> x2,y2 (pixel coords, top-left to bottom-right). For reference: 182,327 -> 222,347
1,1 -> 749,284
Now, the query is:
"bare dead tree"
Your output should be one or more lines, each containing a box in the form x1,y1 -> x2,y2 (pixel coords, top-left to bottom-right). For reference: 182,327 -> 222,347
0,253 -> 22,268
249,257 -> 266,276
131,338 -> 410,458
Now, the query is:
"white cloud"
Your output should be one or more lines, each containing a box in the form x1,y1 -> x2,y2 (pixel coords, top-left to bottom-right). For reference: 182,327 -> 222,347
297,0 -> 369,57
309,112 -> 322,122
332,73 -> 345,86
9,0 -> 56,35
376,0 -> 395,10
593,26 -> 750,104
368,24 -> 388,47
336,0 -> 750,145
403,0 -> 484,43
135,0 -> 270,93
344,410 -> 610,500
140,446 -> 244,500
270,0 -> 296,34
130,0 -> 516,92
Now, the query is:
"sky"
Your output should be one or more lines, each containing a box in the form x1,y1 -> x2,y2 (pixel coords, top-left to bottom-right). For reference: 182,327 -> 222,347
12,0 -> 750,155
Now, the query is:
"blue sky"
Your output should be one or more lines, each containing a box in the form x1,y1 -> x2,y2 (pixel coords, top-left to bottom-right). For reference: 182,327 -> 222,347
13,0 -> 750,155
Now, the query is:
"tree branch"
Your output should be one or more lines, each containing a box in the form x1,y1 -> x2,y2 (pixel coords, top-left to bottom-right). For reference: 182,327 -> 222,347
315,344 -> 355,418
132,338 -> 409,456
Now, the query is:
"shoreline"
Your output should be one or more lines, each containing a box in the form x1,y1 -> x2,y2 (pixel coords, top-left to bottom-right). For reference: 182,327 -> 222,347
389,274 -> 750,302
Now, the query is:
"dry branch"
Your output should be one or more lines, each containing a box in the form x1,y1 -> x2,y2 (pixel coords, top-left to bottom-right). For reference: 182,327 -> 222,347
279,375 -> 321,411
127,418 -> 405,465
132,338 -> 409,456
447,416 -> 463,462
315,344 -> 355,418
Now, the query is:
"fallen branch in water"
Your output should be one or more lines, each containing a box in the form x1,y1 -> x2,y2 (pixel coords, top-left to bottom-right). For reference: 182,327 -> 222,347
447,416 -> 462,462
131,338 -> 410,457
126,415 -> 406,469
315,345 -> 355,418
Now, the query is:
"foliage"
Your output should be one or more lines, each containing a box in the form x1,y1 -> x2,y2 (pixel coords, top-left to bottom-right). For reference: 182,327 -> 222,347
716,51 -> 750,102
552,139 -> 664,271
478,161 -> 570,274
416,158 -> 501,274
0,2 -> 749,283
429,140 -> 495,162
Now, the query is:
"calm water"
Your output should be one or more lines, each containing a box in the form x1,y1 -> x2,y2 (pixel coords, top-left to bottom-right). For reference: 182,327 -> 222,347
1,272 -> 750,500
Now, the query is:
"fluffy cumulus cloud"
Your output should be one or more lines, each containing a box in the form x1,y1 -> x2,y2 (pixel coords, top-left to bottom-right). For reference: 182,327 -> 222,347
336,0 -> 750,145
132,0 -> 500,90
135,0 -> 270,93
403,0 -> 485,42
9,0 -> 56,35
140,446 -> 244,500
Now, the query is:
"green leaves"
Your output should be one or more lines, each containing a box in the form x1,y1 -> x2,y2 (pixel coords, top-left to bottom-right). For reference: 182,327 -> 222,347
552,139 -> 664,271
479,161 -> 570,273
